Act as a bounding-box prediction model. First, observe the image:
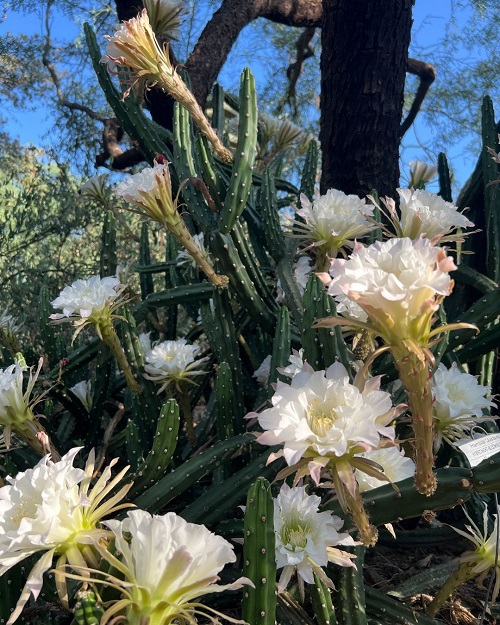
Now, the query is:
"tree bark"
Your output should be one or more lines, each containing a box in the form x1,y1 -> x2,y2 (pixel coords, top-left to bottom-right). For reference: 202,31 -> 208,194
319,0 -> 413,198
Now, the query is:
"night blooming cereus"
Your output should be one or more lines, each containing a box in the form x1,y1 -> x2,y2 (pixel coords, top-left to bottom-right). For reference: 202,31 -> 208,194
101,10 -> 232,162
50,275 -> 141,393
318,237 -> 477,496
274,484 -> 357,598
88,510 -> 252,625
432,363 -> 495,451
289,189 -> 374,270
115,161 -> 228,288
0,447 -> 131,623
254,361 -> 402,545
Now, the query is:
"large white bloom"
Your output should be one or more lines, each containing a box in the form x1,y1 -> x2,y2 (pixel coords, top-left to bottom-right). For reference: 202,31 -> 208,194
144,338 -> 209,392
397,188 -> 473,240
274,484 -> 356,594
0,448 -> 130,623
325,237 -> 456,345
291,190 -> 374,257
355,447 -> 415,492
50,276 -> 124,322
101,510 -> 251,625
256,362 -> 397,472
432,363 -> 495,449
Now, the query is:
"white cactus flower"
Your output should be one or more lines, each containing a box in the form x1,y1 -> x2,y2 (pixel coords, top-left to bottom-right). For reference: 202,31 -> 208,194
143,338 -> 209,393
355,447 -> 415,492
278,348 -> 310,379
408,160 -> 438,188
99,509 -> 252,625
397,188 -> 473,240
290,190 -> 374,258
50,276 -> 125,325
432,363 -> 495,449
274,484 -> 357,594
77,174 -> 110,204
0,448 -> 131,624
325,237 -> 456,346
256,362 -> 398,479
176,233 -> 211,270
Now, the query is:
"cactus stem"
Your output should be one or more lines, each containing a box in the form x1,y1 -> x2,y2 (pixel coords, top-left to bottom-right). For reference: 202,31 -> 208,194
177,385 -> 197,446
97,320 -> 142,394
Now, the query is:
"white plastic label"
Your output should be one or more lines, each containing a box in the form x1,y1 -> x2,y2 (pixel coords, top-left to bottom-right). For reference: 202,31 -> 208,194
453,433 -> 500,467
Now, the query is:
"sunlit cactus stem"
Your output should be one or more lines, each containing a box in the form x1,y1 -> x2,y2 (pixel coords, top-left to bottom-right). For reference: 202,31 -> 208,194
425,561 -> 476,617
96,318 -> 142,394
393,344 -> 436,496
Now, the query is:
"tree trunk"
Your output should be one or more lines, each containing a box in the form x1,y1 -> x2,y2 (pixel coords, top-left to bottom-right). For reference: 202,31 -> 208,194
320,0 -> 413,198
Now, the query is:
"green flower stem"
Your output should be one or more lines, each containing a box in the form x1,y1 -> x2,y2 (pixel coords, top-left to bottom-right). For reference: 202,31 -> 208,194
178,385 -> 197,446
98,321 -> 142,394
394,347 -> 436,496
425,561 -> 476,617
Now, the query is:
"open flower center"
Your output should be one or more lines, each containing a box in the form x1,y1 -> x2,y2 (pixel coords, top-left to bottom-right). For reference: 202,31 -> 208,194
445,384 -> 470,404
307,399 -> 339,437
281,521 -> 309,551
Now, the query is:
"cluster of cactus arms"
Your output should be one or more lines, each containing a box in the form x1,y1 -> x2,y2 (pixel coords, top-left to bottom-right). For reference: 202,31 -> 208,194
3,17 -> 500,625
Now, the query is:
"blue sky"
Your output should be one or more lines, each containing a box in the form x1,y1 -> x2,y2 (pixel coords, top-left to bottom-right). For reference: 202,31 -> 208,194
0,0 -> 493,191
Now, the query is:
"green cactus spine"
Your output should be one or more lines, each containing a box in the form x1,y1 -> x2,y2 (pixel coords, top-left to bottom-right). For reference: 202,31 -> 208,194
334,546 -> 367,625
211,82 -> 226,131
481,95 -> 500,282
195,133 -> 225,212
128,398 -> 180,497
139,222 -> 155,300
309,575 -> 338,625
173,102 -> 217,231
437,152 -> 453,203
215,361 -> 236,440
260,167 -> 286,262
300,138 -> 319,201
38,284 -> 64,366
268,306 -> 291,396
219,68 -> 258,233
242,477 -> 277,625
100,210 -> 117,278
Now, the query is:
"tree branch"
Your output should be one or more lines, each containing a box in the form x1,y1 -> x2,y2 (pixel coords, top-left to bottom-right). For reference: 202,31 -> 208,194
185,0 -> 322,107
400,57 -> 436,137
42,2 -> 107,122
95,118 -> 145,170
278,26 -> 316,117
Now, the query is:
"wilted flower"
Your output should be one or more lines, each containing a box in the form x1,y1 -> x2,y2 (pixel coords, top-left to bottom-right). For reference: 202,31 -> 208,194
77,174 -> 110,205
255,362 -> 400,544
289,190 -> 374,267
92,509 -> 251,625
0,447 -> 131,624
116,163 -> 227,288
408,160 -> 437,188
355,447 -> 415,492
486,135 -> 500,164
144,338 -> 209,393
397,188 -> 473,240
101,10 -> 232,163
70,380 -> 93,412
432,363 -> 495,450
274,484 -> 357,596
143,0 -> 184,39
253,355 -> 271,386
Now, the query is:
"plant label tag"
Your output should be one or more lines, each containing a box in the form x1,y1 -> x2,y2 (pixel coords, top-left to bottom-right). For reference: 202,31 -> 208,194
453,433 -> 500,467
